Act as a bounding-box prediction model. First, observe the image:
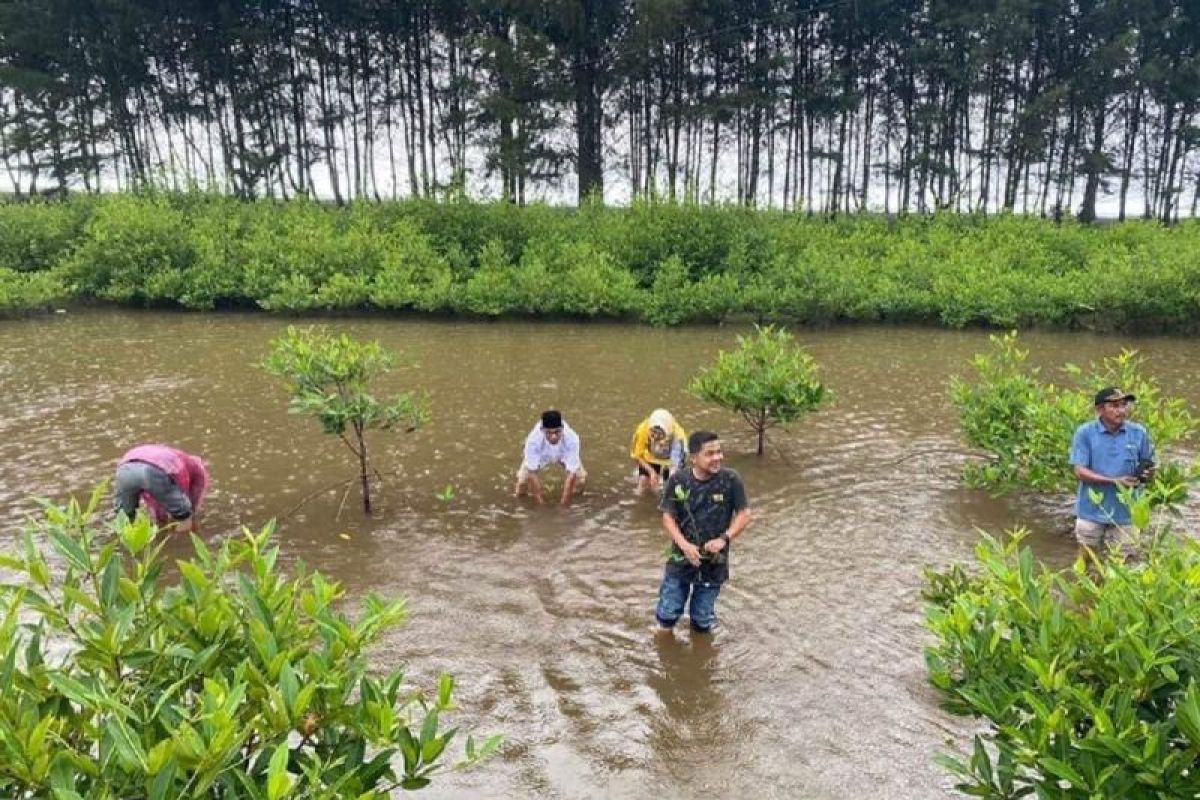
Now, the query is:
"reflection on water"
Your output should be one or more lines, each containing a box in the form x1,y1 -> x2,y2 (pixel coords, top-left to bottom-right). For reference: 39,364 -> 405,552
1,311 -> 1197,799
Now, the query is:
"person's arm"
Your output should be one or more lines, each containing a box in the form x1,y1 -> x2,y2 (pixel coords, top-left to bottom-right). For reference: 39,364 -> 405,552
1070,429 -> 1137,487
1074,463 -> 1138,488
704,508 -> 752,553
1067,427 -> 1133,486
668,436 -> 686,475
630,424 -> 647,462
170,516 -> 196,535
631,425 -> 660,485
639,459 -> 662,488
560,432 -> 583,505
662,511 -> 701,566
559,471 -> 577,506
517,433 -> 546,502
526,470 -> 546,504
703,476 -> 752,553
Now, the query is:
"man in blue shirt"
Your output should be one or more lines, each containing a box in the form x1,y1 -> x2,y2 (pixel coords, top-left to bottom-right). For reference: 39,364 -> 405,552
1069,387 -> 1155,556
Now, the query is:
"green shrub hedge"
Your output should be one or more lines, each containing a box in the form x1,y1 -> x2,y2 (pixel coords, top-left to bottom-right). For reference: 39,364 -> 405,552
2,193 -> 1199,329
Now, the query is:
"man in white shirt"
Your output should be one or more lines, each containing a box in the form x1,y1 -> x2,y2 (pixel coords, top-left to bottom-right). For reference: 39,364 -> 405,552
515,409 -> 586,506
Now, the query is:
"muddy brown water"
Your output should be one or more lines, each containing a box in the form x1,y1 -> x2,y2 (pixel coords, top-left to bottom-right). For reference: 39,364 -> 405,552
1,311 -> 1198,799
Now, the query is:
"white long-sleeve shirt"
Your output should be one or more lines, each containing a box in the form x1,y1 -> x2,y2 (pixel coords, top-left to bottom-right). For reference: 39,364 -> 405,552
521,422 -> 583,473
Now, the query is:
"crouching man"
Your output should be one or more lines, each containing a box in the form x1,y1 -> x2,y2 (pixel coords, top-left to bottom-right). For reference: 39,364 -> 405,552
515,410 -> 586,506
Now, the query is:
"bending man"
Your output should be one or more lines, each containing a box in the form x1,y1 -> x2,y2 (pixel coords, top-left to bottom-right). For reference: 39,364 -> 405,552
515,410 -> 585,506
114,444 -> 210,533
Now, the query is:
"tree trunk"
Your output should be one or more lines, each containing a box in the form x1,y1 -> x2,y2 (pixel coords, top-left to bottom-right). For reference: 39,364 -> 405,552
355,423 -> 372,514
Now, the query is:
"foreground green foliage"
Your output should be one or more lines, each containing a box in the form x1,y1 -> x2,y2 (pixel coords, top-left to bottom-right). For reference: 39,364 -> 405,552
0,490 -> 500,798
925,515 -> 1200,799
689,325 -> 827,455
950,332 -> 1199,498
263,326 -> 429,513
4,195 -> 1200,329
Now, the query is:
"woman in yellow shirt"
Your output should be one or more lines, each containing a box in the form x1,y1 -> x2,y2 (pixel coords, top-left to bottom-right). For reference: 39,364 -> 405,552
630,408 -> 688,494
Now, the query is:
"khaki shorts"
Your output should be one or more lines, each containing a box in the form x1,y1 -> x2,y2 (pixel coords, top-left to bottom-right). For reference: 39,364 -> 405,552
1074,519 -> 1135,556
517,464 -> 587,484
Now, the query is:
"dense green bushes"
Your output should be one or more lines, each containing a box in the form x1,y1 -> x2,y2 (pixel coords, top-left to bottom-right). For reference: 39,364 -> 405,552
2,193 -> 1200,329
0,491 -> 499,797
925,523 -> 1200,798
950,332 -> 1199,496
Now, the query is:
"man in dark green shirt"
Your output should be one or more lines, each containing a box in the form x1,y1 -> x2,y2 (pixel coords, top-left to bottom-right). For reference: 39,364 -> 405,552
655,431 -> 753,633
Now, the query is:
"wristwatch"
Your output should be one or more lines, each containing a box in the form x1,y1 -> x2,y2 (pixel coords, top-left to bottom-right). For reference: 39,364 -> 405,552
719,531 -> 731,545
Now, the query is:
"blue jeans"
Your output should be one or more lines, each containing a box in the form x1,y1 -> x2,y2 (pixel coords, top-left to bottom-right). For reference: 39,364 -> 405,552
655,564 -> 722,632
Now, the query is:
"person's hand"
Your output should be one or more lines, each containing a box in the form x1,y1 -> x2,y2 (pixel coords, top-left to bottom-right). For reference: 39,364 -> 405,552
703,537 -> 727,554
1115,476 -> 1140,488
679,541 -> 702,567
649,472 -> 662,491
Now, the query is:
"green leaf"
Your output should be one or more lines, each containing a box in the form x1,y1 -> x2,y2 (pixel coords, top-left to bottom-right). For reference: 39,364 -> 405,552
437,673 -> 455,708
279,661 -> 299,715
400,777 -> 431,790
47,527 -> 92,573
149,761 -> 178,800
46,671 -> 100,706
105,716 -> 148,771
1039,756 -> 1087,789
420,709 -> 439,746
267,742 -> 293,800
119,515 -> 154,555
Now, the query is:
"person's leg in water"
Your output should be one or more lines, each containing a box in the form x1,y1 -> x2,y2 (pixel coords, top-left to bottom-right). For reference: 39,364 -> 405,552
112,461 -> 148,520
655,563 -> 691,635
515,466 -> 546,503
636,463 -> 668,497
687,579 -> 722,633
635,463 -> 651,495
1075,518 -> 1138,566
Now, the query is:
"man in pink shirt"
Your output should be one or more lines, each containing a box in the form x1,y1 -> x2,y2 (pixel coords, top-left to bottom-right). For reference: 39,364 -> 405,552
113,444 -> 210,532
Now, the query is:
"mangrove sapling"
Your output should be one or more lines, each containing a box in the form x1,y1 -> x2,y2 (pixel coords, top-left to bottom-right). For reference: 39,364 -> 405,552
688,325 -> 827,455
264,325 -> 428,513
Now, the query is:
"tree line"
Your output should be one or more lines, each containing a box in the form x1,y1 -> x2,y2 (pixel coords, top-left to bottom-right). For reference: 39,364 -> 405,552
1,0 -> 1197,220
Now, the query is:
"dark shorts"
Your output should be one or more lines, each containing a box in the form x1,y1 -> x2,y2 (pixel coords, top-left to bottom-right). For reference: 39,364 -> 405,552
638,463 -> 670,479
655,563 -> 722,632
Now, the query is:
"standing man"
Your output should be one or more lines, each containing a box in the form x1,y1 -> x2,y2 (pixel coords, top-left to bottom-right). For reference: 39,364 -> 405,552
655,431 -> 752,634
1069,387 -> 1155,556
515,410 -> 586,506
114,444 -> 210,533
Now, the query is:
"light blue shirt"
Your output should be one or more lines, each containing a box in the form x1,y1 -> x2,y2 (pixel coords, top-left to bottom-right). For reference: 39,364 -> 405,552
1069,418 -> 1154,525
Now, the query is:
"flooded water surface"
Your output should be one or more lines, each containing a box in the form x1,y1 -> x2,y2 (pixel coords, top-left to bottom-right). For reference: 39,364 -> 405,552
2,311 -> 1198,799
